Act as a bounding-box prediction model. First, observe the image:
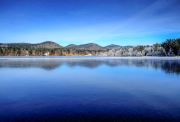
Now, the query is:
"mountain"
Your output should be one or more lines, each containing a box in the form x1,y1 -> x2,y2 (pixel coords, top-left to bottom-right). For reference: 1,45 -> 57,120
33,41 -> 63,48
65,44 -> 78,48
65,43 -> 106,50
1,41 -> 106,50
2,41 -> 106,50
6,43 -> 32,48
105,44 -> 121,49
5,41 -> 63,49
72,43 -> 107,50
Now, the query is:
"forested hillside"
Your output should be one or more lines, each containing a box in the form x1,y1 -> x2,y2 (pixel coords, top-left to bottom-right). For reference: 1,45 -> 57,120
0,38 -> 180,56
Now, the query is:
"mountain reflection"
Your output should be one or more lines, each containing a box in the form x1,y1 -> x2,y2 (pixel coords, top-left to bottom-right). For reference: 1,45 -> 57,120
0,58 -> 180,74
0,59 -> 63,70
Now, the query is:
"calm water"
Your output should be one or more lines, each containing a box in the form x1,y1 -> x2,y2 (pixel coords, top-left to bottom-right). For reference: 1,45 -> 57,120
0,56 -> 180,121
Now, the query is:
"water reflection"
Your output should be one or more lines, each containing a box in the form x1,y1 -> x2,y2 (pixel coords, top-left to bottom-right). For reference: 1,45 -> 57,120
0,58 -> 180,74
1,57 -> 180,121
0,59 -> 62,70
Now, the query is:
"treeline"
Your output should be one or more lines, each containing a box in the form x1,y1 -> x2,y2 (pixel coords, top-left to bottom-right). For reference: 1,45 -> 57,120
0,38 -> 180,56
161,38 -> 180,55
0,47 -> 105,56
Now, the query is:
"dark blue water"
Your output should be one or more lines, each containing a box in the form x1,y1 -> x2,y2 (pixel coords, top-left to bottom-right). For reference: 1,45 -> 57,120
0,57 -> 180,121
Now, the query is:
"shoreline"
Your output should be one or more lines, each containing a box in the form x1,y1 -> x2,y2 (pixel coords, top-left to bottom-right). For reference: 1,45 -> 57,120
0,56 -> 180,60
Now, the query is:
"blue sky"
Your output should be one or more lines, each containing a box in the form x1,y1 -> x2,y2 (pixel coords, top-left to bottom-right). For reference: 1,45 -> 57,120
0,0 -> 180,46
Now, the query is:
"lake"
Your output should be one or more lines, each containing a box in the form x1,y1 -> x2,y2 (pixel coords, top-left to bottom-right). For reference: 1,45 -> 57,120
0,56 -> 180,121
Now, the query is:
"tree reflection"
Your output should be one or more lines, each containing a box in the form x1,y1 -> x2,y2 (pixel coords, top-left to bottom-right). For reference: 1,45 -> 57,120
0,58 -> 180,74
161,61 -> 180,75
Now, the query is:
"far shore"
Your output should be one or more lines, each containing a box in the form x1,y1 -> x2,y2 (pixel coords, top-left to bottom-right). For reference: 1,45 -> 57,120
0,56 -> 180,60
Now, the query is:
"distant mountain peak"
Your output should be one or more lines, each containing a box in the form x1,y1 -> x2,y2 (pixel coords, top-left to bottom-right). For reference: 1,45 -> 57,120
105,44 -> 121,49
109,44 -> 118,46
34,41 -> 62,48
5,41 -> 63,49
41,41 -> 56,44
65,43 -> 106,50
65,44 -> 78,48
77,43 -> 106,50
